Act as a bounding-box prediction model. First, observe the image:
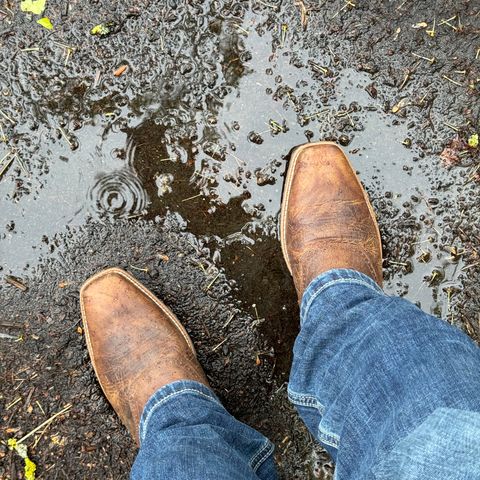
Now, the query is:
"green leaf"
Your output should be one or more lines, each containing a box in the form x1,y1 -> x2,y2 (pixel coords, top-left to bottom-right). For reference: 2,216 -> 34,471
20,0 -> 47,15
468,133 -> 478,148
37,16 -> 53,30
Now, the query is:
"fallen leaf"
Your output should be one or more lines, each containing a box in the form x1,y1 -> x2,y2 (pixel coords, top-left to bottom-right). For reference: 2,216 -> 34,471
20,0 -> 46,15
440,147 -> 460,168
468,133 -> 478,148
440,135 -> 467,169
449,136 -> 467,151
412,21 -> 428,29
50,435 -> 66,446
114,65 -> 128,77
37,17 -> 53,30
391,97 -> 410,114
90,22 -> 116,37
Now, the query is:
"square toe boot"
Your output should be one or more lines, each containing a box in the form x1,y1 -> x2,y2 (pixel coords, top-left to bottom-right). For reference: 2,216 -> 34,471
280,142 -> 383,297
80,267 -> 208,444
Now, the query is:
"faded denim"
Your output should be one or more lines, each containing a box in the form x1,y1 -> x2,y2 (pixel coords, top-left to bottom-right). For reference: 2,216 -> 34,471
132,269 -> 480,479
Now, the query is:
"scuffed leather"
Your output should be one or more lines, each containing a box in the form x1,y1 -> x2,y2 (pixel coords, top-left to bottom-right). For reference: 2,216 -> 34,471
80,268 -> 208,444
282,143 -> 383,296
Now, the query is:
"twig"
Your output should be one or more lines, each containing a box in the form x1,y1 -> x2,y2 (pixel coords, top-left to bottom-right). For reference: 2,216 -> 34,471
5,276 -> 27,291
181,193 -> 202,202
57,125 -> 73,148
412,52 -> 435,64
236,25 -> 249,35
212,336 -> 229,352
15,154 -> 29,176
0,122 -> 7,142
0,109 -> 15,125
223,313 -> 235,328
225,150 -> 246,166
426,17 -> 436,37
331,0 -> 356,19
129,265 -> 148,273
0,153 -> 13,178
439,15 -> 457,31
6,397 -> 22,410
444,121 -> 460,132
442,75 -> 463,87
17,404 -> 72,445
35,401 -> 45,416
255,0 -> 279,9
205,272 -> 220,291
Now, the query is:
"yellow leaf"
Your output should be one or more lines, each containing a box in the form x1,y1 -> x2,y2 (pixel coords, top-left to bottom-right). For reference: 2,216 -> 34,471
24,457 -> 37,480
37,17 -> 53,30
91,23 -> 112,36
20,0 -> 46,15
7,438 -> 17,449
8,438 -> 37,480
468,133 -> 479,148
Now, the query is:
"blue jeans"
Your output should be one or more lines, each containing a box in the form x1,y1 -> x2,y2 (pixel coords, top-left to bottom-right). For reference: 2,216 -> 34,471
131,269 -> 480,479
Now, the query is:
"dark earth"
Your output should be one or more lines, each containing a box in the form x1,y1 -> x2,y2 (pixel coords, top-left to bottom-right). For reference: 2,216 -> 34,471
1,0 -> 479,478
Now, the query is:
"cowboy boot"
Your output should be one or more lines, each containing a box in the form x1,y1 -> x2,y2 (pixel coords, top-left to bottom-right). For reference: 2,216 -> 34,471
280,142 -> 383,297
80,267 -> 208,444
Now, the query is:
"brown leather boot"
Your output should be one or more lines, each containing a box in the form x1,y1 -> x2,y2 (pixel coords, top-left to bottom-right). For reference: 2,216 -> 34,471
280,142 -> 383,297
80,267 -> 208,445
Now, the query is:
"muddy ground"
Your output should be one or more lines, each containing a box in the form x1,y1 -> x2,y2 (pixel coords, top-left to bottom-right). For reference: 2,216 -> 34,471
1,0 -> 479,478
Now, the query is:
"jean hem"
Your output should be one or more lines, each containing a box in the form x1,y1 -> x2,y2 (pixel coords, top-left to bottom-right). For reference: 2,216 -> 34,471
288,389 -> 340,448
139,380 -> 221,444
287,388 -> 325,412
300,269 -> 383,325
250,438 -> 275,472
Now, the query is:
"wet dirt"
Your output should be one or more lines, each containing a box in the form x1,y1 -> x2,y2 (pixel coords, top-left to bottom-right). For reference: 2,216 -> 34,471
1,0 -> 479,478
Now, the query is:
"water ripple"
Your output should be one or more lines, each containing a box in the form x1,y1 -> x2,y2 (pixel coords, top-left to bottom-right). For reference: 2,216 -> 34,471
88,169 -> 149,218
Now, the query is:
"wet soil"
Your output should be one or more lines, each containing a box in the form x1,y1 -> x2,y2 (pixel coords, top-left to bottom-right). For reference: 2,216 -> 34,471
1,0 -> 479,478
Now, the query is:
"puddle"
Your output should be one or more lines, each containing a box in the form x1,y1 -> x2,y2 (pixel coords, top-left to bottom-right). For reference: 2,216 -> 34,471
1,12 -> 468,375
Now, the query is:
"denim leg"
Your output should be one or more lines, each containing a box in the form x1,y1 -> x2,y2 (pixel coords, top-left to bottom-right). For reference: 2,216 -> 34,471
289,269 -> 480,480
131,380 -> 277,480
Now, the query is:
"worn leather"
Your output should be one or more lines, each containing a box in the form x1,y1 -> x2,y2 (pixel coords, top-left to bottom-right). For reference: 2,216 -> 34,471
80,267 -> 208,444
281,142 -> 383,296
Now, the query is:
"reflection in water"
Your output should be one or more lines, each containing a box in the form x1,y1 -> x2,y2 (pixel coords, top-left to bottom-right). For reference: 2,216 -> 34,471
88,169 -> 149,218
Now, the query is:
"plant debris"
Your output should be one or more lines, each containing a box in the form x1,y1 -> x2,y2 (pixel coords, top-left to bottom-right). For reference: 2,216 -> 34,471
391,97 -> 410,114
7,439 -> 37,480
5,275 -> 28,291
114,64 -> 128,77
20,0 -> 46,15
440,136 -> 467,168
468,133 -> 478,148
90,21 -> 117,37
37,16 -> 53,29
412,21 -> 428,29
